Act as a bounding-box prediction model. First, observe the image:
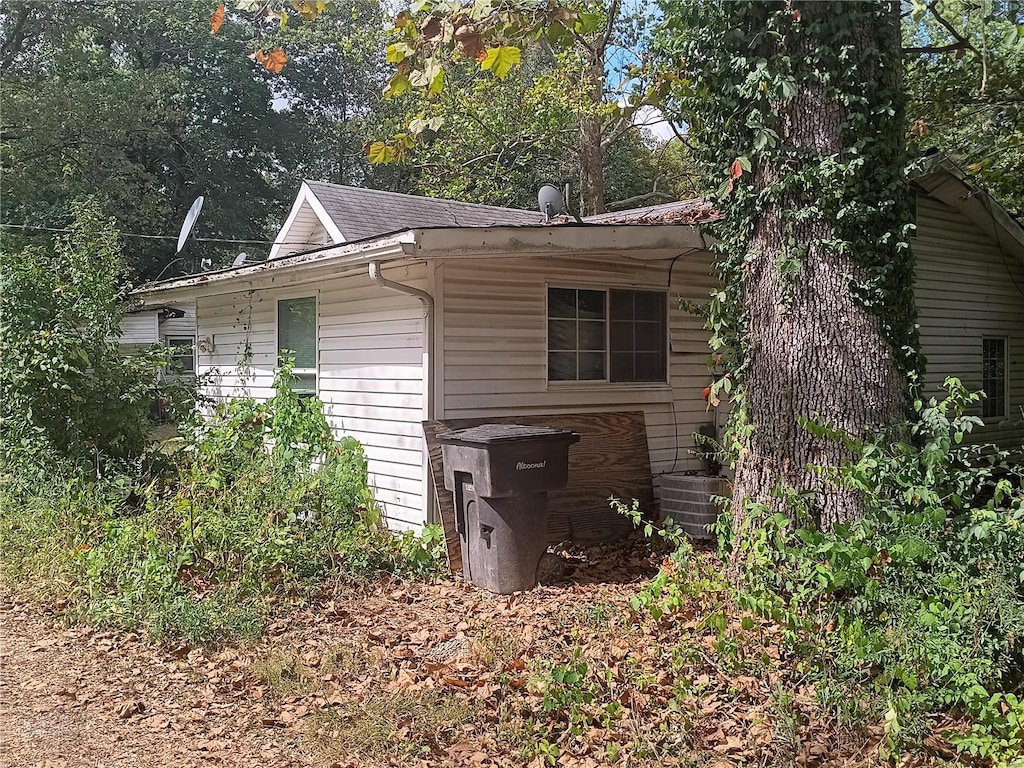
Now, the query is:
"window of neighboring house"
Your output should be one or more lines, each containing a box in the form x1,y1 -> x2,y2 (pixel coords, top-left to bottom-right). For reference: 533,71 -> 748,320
548,287 -> 667,383
165,336 -> 196,374
278,296 -> 317,396
982,337 -> 1007,419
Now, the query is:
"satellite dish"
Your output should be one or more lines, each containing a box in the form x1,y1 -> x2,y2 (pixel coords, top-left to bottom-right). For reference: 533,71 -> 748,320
176,196 -> 205,254
232,252 -> 250,267
537,185 -> 566,222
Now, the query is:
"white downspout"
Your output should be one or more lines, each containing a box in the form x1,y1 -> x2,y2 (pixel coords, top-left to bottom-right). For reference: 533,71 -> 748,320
368,261 -> 438,525
367,262 -> 435,419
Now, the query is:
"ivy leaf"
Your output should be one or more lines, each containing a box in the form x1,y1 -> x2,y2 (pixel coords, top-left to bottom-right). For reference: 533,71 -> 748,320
730,159 -> 744,180
210,3 -> 225,34
480,46 -> 521,79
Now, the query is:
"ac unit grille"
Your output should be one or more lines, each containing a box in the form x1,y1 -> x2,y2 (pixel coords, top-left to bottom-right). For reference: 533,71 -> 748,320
658,474 -> 728,540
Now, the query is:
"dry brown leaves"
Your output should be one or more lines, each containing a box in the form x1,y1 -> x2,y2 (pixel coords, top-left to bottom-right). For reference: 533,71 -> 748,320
0,541 -> 968,768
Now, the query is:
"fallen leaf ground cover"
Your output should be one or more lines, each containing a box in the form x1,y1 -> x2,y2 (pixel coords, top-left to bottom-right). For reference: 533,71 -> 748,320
1,539 -> 971,768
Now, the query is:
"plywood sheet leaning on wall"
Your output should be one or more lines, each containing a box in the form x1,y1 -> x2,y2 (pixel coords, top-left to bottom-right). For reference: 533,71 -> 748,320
423,411 -> 654,573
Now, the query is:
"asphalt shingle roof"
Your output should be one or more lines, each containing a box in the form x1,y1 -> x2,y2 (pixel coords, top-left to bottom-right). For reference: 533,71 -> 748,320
304,181 -> 543,241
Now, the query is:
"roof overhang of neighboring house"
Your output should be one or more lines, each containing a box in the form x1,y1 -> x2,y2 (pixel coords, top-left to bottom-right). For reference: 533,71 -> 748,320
914,154 -> 1024,266
133,223 -> 709,302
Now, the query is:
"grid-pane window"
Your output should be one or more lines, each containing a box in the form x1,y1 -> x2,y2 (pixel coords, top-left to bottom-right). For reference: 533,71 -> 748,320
982,337 -> 1007,419
278,297 -> 317,395
548,288 -> 606,381
609,290 -> 667,382
547,287 -> 667,383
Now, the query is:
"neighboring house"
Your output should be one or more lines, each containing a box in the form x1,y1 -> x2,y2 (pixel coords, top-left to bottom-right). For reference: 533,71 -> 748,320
118,303 -> 197,376
131,162 -> 1024,533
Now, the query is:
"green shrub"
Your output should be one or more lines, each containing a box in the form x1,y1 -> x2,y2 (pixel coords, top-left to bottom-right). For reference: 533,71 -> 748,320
0,199 -> 166,477
1,359 -> 446,644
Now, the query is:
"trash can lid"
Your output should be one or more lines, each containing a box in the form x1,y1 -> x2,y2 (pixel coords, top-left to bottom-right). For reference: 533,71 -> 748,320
438,423 -> 580,445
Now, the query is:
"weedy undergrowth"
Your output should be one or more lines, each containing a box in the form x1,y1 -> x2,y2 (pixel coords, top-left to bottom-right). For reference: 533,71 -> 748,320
1,362 -> 446,644
620,379 -> 1024,763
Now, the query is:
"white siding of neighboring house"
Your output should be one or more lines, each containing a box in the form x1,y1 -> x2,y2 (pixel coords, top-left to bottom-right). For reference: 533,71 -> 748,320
436,253 -> 719,499
118,312 -> 159,346
914,195 -> 1024,446
195,265 -> 430,531
160,303 -> 196,341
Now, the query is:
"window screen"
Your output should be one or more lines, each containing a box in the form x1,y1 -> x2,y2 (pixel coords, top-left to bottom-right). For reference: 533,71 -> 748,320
278,297 -> 316,370
982,337 -> 1007,419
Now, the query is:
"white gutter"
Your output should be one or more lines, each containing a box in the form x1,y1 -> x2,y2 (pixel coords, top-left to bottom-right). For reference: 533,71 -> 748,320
132,231 -> 418,300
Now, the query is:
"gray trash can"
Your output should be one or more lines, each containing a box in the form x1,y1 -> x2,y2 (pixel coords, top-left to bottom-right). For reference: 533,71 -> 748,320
439,424 -> 580,594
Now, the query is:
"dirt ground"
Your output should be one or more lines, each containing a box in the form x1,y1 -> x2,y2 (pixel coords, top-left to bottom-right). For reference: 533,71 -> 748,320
0,543 -> 961,768
0,544 -> 664,768
0,601 -> 308,768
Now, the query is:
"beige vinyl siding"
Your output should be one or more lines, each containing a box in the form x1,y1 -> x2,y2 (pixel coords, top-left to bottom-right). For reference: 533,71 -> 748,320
914,195 -> 1024,446
195,267 -> 430,530
438,253 -> 719,495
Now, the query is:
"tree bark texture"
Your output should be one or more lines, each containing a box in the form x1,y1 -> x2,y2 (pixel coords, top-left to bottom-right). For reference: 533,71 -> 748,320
730,1 -> 909,532
579,53 -> 606,216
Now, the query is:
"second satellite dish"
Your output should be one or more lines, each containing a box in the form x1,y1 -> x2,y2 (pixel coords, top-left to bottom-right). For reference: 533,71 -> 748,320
538,185 -> 566,222
176,196 -> 205,254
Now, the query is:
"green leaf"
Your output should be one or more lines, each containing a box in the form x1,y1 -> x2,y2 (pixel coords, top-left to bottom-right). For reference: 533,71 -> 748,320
386,42 -> 412,64
384,73 -> 411,99
480,46 -> 521,79
367,141 -> 394,164
574,11 -> 603,34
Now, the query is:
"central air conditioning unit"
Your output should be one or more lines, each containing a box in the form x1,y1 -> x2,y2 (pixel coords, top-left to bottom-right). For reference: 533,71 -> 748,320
658,473 -> 729,540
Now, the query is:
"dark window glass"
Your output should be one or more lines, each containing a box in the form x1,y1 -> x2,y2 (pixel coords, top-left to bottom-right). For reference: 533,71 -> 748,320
608,290 -> 666,382
982,337 -> 1007,419
548,352 -> 578,381
278,297 -> 317,371
166,337 -> 195,374
547,288 -> 607,381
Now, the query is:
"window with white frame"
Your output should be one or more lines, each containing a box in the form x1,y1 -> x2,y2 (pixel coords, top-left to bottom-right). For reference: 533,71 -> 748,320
165,336 -> 195,374
278,296 -> 317,395
547,287 -> 667,383
982,337 -> 1007,419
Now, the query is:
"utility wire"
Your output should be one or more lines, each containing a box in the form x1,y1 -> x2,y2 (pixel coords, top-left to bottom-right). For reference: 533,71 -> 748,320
0,222 -> 319,246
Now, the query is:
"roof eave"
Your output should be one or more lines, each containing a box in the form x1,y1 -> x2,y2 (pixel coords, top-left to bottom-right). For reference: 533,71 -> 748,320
916,157 -> 1024,265
132,231 -> 418,300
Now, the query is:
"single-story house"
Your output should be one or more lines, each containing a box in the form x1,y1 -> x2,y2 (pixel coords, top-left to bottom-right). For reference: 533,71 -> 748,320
118,302 -> 197,375
132,159 -> 1024,534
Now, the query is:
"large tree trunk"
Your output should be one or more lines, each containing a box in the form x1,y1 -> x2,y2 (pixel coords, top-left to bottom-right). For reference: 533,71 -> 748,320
729,2 -> 911,532
578,53 -> 606,216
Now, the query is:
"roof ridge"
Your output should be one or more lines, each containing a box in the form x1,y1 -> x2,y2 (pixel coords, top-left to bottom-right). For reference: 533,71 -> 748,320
302,180 -> 537,216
